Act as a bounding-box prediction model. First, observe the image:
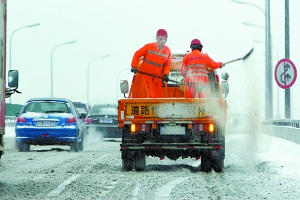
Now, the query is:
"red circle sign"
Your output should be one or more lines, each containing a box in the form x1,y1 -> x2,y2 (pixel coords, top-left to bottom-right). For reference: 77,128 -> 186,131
274,58 -> 297,89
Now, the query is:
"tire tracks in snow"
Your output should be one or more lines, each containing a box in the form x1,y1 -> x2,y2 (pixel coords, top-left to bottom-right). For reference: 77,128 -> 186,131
154,177 -> 188,199
46,154 -> 108,198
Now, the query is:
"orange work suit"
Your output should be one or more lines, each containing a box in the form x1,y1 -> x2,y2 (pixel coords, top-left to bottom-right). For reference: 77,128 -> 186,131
180,49 -> 222,98
131,42 -> 171,98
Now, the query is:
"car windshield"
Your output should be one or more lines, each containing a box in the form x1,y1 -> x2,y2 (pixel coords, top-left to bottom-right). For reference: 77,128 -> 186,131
76,107 -> 87,114
90,106 -> 117,115
24,101 -> 69,113
73,103 -> 88,112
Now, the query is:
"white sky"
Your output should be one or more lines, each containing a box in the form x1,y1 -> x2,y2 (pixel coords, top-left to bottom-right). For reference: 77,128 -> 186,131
6,0 -> 300,119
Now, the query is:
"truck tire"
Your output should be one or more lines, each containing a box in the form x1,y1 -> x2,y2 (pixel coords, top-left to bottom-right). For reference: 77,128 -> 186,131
200,151 -> 212,172
135,151 -> 146,171
122,157 -> 134,171
212,159 -> 224,172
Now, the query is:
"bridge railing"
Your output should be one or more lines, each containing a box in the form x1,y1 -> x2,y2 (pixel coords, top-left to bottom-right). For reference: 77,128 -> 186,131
262,119 -> 300,145
263,119 -> 300,128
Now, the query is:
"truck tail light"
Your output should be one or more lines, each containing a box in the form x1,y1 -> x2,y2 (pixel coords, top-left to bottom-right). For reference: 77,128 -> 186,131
130,124 -> 136,133
204,123 -> 215,134
130,124 -> 149,133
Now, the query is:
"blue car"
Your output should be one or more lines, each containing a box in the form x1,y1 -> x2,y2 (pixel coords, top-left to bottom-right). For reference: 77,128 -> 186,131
15,98 -> 86,152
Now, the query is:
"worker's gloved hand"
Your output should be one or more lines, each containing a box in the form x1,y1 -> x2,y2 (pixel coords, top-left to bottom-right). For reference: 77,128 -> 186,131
163,75 -> 169,82
131,68 -> 138,74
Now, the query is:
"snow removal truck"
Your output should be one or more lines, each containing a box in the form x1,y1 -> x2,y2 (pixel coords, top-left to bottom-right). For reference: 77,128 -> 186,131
118,53 -> 229,172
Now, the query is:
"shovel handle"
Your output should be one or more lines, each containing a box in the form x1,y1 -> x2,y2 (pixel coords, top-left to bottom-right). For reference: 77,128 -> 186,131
137,70 -> 181,84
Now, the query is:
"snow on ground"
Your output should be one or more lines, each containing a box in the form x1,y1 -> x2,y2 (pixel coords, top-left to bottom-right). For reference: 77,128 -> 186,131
2,124 -> 300,199
5,124 -> 300,177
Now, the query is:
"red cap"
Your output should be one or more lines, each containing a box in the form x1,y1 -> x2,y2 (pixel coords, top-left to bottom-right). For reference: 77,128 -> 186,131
156,29 -> 168,38
190,39 -> 202,46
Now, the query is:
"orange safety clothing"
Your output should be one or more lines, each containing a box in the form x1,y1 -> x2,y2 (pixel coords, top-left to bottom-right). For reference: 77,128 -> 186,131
180,49 -> 222,98
131,42 -> 171,98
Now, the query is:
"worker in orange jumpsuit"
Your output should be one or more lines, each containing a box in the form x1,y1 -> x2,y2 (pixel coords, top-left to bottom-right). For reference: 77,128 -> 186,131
130,29 -> 171,98
180,39 -> 223,98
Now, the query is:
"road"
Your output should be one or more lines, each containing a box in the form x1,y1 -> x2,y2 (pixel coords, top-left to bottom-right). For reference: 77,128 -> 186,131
1,126 -> 300,200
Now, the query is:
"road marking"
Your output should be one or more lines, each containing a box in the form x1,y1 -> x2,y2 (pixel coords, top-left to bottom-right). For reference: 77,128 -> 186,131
47,174 -> 80,197
155,177 -> 188,199
47,154 -> 108,198
132,185 -> 140,200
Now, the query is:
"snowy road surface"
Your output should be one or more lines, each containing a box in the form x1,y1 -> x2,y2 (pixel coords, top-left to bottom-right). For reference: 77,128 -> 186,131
1,126 -> 300,200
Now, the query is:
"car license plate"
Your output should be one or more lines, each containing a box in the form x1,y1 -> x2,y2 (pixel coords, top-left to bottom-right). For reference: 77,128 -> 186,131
36,121 -> 55,127
100,118 -> 112,123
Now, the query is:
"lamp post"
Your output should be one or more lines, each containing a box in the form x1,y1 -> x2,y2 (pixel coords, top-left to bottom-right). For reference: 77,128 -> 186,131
9,23 -> 40,71
9,23 -> 40,103
87,55 -> 110,103
242,22 -> 265,30
51,40 -> 76,97
253,39 -> 281,119
232,0 -> 273,120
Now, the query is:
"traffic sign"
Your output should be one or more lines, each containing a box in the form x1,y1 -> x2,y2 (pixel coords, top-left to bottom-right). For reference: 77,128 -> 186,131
274,58 -> 297,89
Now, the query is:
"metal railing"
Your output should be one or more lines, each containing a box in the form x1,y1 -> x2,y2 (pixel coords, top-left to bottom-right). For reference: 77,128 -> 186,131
263,119 -> 300,129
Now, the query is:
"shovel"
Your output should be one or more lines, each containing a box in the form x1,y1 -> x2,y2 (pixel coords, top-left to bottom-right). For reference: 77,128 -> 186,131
136,70 -> 181,84
223,47 -> 254,66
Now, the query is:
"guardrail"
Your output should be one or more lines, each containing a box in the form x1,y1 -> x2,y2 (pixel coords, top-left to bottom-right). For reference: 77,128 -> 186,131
5,116 -> 17,121
5,116 -> 16,126
262,119 -> 300,145
263,119 -> 300,128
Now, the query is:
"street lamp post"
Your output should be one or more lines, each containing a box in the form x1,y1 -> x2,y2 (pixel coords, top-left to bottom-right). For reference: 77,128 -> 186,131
51,40 -> 76,97
9,23 -> 40,71
232,0 -> 273,120
9,23 -> 40,103
87,55 -> 110,103
253,40 -> 281,119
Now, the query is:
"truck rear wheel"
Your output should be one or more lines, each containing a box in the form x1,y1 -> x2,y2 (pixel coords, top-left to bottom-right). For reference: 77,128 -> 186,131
122,151 -> 134,171
212,159 -> 224,172
122,157 -> 134,171
135,151 -> 146,171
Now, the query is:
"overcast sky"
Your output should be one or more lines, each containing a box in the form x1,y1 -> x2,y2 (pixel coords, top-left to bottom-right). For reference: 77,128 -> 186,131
6,0 -> 300,119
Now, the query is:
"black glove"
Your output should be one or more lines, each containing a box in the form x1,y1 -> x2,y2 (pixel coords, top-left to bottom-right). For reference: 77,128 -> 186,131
163,75 -> 169,82
131,68 -> 138,74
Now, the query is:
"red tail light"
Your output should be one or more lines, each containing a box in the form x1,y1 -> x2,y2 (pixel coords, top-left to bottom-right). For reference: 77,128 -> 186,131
17,117 -> 26,123
66,117 -> 77,123
85,118 -> 92,124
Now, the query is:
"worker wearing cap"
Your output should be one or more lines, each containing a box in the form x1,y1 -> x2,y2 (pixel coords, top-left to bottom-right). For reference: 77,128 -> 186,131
180,39 -> 223,98
130,29 -> 171,98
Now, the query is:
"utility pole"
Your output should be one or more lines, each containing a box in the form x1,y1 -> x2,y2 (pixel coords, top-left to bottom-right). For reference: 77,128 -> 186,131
265,0 -> 273,120
285,0 -> 290,118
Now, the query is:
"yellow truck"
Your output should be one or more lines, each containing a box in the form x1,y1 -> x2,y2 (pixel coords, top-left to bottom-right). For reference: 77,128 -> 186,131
118,53 -> 229,172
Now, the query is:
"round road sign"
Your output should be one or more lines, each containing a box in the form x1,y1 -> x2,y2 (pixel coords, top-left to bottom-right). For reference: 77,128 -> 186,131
274,58 -> 297,89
